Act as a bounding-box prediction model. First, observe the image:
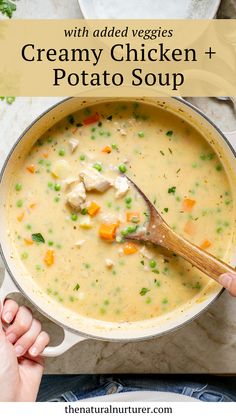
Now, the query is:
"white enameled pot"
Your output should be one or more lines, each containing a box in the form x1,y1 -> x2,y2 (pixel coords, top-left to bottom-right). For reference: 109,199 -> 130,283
0,97 -> 236,356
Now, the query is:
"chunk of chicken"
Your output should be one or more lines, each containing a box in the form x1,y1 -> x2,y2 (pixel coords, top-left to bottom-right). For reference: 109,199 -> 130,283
62,177 -> 80,191
68,138 -> 79,153
114,176 -> 130,198
66,182 -> 86,210
80,167 -> 112,192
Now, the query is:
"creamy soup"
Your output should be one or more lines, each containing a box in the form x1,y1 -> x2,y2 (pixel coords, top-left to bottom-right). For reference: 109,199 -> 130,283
7,101 -> 233,322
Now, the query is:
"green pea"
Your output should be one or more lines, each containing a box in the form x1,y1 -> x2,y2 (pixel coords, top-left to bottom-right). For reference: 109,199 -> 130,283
58,149 -> 65,156
54,183 -> 61,191
100,308 -> 106,315
118,164 -> 127,173
48,241 -> 54,246
149,259 -> 157,269
80,154 -> 86,161
138,131 -> 145,138
111,143 -> 118,150
71,213 -> 78,221
81,208 -> 88,215
125,196 -> 132,204
126,225 -> 138,234
15,183 -> 22,191
93,163 -> 102,172
121,225 -> 137,236
16,199 -> 23,208
21,252 -> 28,260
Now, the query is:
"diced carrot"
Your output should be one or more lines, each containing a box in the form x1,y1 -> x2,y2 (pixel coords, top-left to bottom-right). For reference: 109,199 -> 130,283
182,198 -> 196,212
17,211 -> 25,222
126,211 -> 140,223
102,145 -> 112,154
83,113 -> 100,125
184,220 -> 196,235
29,203 -> 36,209
123,242 -> 138,255
200,239 -> 212,250
88,201 -> 101,217
24,238 -> 33,245
71,127 -> 78,134
26,164 -> 35,174
43,152 -> 49,158
99,223 -> 118,241
44,250 -> 55,266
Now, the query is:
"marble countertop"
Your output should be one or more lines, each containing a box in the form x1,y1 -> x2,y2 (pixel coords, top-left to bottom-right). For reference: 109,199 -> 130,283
0,0 -> 236,374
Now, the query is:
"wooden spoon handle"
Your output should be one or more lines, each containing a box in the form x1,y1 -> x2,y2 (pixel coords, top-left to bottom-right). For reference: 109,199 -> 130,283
163,228 -> 236,281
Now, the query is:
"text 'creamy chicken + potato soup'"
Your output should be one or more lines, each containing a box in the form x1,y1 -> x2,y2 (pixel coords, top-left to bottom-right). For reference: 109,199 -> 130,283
7,101 -> 233,322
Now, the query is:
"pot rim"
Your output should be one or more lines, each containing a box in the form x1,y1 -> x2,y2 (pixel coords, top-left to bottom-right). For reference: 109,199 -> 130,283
0,96 -> 234,342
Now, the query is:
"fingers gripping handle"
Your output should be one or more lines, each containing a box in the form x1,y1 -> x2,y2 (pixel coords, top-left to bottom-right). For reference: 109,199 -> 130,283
0,271 -> 86,357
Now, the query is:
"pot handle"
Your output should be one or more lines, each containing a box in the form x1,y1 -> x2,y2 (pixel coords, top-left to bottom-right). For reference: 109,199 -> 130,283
42,329 -> 86,357
0,270 -> 19,302
0,271 -> 86,357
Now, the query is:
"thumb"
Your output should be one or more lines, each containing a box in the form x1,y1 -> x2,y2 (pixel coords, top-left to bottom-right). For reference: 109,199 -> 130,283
218,273 -> 236,297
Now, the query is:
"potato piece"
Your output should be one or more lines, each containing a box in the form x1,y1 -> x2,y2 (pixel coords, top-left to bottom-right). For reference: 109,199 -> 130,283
79,215 -> 93,229
51,159 -> 71,179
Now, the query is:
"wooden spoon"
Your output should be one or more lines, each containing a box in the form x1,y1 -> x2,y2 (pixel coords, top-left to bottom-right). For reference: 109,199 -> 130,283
125,177 -> 236,282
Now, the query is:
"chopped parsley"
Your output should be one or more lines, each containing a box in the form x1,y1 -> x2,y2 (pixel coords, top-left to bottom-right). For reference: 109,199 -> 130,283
32,233 -> 45,243
168,186 -> 176,194
140,287 -> 150,296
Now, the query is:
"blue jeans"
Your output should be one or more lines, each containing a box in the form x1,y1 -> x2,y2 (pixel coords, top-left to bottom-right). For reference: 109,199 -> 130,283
37,375 -> 236,402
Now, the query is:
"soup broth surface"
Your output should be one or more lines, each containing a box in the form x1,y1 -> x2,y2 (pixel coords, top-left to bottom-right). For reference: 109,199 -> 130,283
7,101 -> 233,322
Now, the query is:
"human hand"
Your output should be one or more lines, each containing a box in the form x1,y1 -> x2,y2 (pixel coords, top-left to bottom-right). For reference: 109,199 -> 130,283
0,299 -> 49,402
219,272 -> 236,297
